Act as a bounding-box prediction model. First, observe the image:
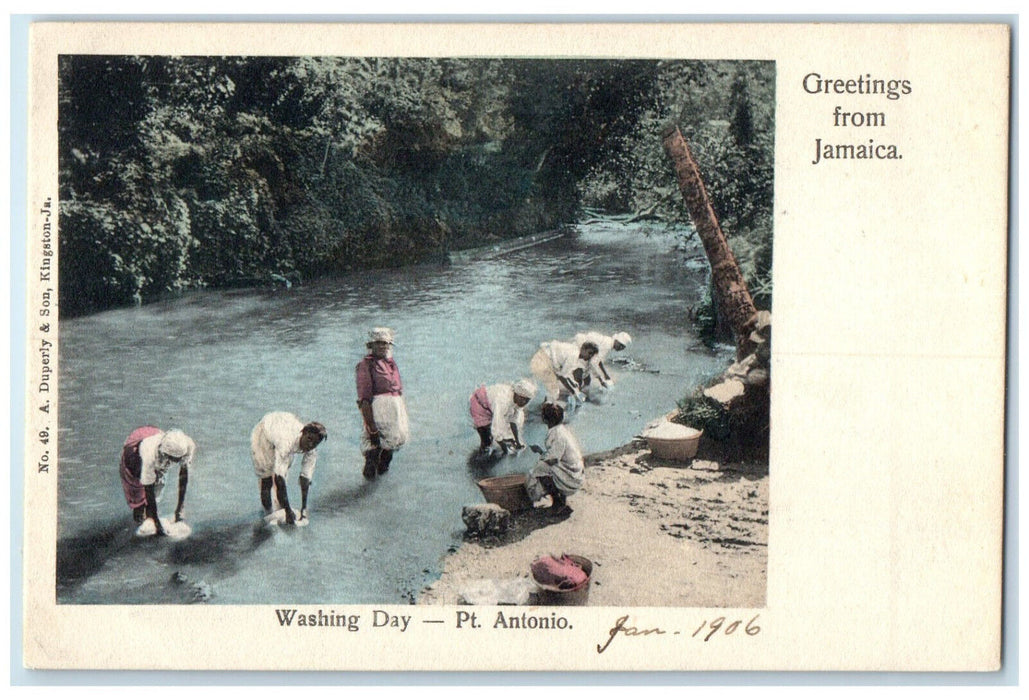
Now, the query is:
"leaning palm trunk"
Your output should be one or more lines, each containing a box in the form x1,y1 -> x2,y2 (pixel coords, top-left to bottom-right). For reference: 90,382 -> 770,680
663,125 -> 771,460
662,124 -> 757,357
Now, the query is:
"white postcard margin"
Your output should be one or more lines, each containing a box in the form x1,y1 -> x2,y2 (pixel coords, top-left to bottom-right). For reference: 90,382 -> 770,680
22,22 -> 1009,671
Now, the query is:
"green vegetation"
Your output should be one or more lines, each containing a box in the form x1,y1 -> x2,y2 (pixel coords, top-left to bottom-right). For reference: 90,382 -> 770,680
674,387 -> 770,460
59,56 -> 773,316
674,391 -> 732,440
578,60 -> 775,345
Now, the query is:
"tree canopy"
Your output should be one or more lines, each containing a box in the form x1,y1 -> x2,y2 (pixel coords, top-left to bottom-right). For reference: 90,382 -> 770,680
58,56 -> 774,316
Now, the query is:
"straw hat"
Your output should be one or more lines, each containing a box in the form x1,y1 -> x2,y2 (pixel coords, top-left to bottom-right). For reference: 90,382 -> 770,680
367,327 -> 396,345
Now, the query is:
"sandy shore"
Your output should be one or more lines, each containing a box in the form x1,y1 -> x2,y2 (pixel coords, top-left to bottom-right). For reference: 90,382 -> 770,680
418,441 -> 768,607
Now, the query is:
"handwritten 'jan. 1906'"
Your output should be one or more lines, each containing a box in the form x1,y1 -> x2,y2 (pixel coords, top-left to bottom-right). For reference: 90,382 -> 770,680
596,614 -> 762,654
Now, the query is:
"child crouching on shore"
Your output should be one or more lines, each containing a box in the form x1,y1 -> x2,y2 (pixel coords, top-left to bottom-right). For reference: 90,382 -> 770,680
526,403 -> 583,513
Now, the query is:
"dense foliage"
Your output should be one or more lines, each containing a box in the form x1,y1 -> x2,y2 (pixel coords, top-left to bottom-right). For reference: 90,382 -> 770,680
578,60 -> 775,313
59,56 -> 774,316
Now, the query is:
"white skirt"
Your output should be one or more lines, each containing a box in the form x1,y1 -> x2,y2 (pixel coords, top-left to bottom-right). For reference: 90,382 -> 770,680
362,394 -> 410,452
530,348 -> 564,402
525,460 -> 584,501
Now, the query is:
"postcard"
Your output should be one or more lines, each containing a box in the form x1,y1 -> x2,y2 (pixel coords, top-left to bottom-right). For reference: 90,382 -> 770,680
21,21 -> 1009,671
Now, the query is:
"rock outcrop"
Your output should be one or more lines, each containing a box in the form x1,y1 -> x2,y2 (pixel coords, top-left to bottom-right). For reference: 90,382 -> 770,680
461,503 -> 512,536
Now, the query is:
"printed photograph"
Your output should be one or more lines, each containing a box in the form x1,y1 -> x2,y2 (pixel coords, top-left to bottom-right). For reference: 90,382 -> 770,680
54,55 -> 774,608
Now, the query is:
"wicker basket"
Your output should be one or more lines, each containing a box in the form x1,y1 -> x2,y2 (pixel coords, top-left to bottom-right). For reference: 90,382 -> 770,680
533,555 -> 593,606
645,425 -> 703,462
477,474 -> 532,512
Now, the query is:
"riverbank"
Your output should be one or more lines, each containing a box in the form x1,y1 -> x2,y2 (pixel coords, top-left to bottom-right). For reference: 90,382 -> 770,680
447,228 -> 569,264
417,441 -> 768,607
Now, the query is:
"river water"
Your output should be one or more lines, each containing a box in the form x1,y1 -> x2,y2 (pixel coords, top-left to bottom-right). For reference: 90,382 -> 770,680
56,219 -> 731,604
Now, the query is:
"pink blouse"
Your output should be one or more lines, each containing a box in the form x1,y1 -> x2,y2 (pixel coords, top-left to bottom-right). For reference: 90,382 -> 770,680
355,355 -> 403,402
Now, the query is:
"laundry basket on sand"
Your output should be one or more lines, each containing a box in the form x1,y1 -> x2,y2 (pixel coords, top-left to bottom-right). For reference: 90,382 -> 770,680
532,554 -> 593,606
477,474 -> 532,513
643,422 -> 703,462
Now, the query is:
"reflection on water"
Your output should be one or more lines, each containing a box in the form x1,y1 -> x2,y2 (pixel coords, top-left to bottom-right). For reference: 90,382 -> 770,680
57,220 -> 731,604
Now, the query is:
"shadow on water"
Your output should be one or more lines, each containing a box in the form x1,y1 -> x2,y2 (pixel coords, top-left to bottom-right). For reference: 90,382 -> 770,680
166,519 -> 275,568
56,519 -> 133,592
58,514 -> 282,601
465,448 -> 540,486
466,449 -> 503,472
315,480 -> 380,516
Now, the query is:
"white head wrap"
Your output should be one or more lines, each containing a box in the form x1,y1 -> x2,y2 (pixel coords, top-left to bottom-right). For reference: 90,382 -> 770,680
159,429 -> 191,459
613,332 -> 632,347
512,378 -> 538,400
